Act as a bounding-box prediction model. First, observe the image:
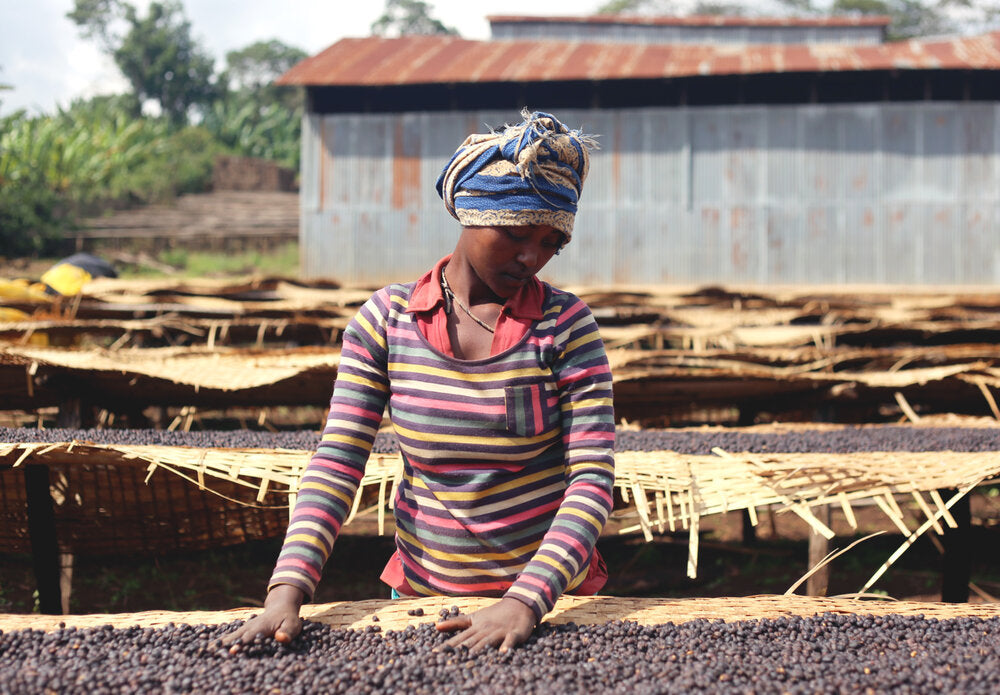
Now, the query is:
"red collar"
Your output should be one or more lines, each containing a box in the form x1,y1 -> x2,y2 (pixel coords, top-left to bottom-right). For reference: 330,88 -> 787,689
406,254 -> 545,320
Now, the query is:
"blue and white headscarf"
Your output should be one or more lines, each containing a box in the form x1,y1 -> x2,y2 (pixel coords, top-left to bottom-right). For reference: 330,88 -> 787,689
435,109 -> 597,241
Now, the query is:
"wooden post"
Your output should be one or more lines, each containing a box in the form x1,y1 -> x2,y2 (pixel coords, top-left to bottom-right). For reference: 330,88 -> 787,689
56,396 -> 95,429
60,553 -> 74,615
738,405 -> 758,547
23,465 -> 62,615
806,504 -> 833,597
741,509 -> 757,546
941,491 -> 971,603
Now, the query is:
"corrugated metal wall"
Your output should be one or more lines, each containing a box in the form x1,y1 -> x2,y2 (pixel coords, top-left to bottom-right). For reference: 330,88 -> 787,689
489,22 -> 884,45
300,104 -> 1000,286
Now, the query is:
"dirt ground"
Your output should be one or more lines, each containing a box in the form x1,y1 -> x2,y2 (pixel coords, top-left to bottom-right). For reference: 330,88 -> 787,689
2,491 -> 997,616
0,257 -> 57,280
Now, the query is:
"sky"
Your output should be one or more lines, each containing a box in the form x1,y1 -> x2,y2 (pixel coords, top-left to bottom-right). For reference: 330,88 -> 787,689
0,0 -> 616,116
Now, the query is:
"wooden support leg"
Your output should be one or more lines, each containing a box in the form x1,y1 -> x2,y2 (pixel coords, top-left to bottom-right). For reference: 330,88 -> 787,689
60,553 -> 74,615
941,491 -> 971,603
56,396 -> 95,429
741,509 -> 757,546
806,505 -> 833,597
23,465 -> 62,615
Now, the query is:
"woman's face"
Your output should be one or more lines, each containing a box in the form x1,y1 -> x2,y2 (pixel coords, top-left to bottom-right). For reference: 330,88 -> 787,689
459,224 -> 566,299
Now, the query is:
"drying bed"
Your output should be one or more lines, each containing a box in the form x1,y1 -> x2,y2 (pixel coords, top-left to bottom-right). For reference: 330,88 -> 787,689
2,596 -> 999,695
3,424 -> 1000,453
3,426 -> 999,578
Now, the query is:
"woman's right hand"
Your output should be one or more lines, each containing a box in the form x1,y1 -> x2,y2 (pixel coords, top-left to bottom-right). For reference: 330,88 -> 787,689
221,584 -> 306,653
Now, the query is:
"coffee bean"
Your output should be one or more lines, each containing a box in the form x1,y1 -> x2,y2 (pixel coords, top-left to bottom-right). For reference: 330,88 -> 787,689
4,426 -> 999,454
1,614 -> 997,693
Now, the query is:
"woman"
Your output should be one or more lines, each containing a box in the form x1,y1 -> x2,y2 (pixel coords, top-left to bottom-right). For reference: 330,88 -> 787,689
226,110 -> 615,653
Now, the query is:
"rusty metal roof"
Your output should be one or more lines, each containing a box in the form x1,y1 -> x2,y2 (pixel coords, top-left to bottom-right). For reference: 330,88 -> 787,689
278,32 -> 1000,87
487,14 -> 893,28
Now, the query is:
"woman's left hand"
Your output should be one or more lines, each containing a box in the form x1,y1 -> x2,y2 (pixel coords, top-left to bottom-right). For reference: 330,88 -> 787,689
435,597 -> 536,653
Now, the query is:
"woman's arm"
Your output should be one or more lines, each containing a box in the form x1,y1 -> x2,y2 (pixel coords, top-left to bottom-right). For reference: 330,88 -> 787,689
224,290 -> 393,649
505,298 -> 615,616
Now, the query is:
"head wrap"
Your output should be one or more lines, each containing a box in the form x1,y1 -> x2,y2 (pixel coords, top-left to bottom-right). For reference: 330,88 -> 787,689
435,109 -> 597,241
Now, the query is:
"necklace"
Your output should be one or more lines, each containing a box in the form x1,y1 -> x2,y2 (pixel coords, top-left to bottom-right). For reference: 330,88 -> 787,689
440,267 -> 496,334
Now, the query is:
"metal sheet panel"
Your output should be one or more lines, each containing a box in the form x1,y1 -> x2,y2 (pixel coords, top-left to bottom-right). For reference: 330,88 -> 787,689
923,107 -> 957,199
842,205 -> 881,283
922,205 -> 960,283
883,203 -> 920,284
960,104 -> 997,199
961,204 -> 998,281
300,114 -> 321,213
841,107 -> 879,202
882,107 -> 919,200
801,206 -> 840,284
766,107 -> 799,202
801,107 -> 841,202
299,103 -> 1000,286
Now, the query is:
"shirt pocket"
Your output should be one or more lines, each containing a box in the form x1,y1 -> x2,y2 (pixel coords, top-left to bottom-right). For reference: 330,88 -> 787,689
504,383 -> 558,438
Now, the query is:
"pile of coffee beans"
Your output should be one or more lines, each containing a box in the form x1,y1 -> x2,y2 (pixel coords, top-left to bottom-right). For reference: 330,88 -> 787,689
1,613 -> 997,694
613,426 -> 1000,454
2,425 -> 999,454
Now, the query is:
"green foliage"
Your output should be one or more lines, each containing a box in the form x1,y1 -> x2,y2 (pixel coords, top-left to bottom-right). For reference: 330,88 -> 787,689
65,0 -> 122,47
371,0 -> 459,36
597,0 -> 677,13
199,94 -> 301,170
832,0 -> 956,39
2,28 -> 308,257
772,0 -> 821,12
597,0 -> 971,40
0,97 -> 223,256
0,139 -> 68,256
693,1 -> 749,14
149,243 -> 299,278
68,0 -> 219,124
115,1 -> 219,124
165,126 -> 219,194
224,39 -> 307,98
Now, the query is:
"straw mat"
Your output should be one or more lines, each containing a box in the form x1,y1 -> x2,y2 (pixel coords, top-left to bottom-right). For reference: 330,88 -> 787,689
0,316 -> 350,349
0,345 -> 341,410
0,345 -> 340,391
4,440 -> 998,583
0,443 -> 293,555
2,595 -> 998,633
3,342 -> 998,414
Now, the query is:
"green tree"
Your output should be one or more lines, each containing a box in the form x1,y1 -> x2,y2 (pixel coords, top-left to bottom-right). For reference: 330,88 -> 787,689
831,0 -> 955,39
196,39 -> 308,170
596,0 -> 678,12
67,0 -> 219,125
66,0 -> 121,47
692,1 -> 749,14
597,0 -> 977,39
371,0 -> 459,36
224,40 -> 307,91
223,39 -> 307,110
0,64 -> 10,110
199,94 -> 302,170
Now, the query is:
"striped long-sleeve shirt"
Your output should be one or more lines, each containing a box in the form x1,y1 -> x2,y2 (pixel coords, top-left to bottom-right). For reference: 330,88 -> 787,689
269,280 -> 615,620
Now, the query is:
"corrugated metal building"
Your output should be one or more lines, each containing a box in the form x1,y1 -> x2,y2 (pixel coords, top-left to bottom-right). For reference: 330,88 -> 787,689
280,16 -> 1000,286
488,14 -> 890,45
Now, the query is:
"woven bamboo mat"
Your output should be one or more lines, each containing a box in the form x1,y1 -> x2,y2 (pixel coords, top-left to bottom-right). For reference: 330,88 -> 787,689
0,444 -> 292,555
0,345 -> 340,391
3,342 -> 998,395
6,444 -> 996,536
0,316 -> 350,347
2,595 -> 999,634
4,441 -> 999,583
